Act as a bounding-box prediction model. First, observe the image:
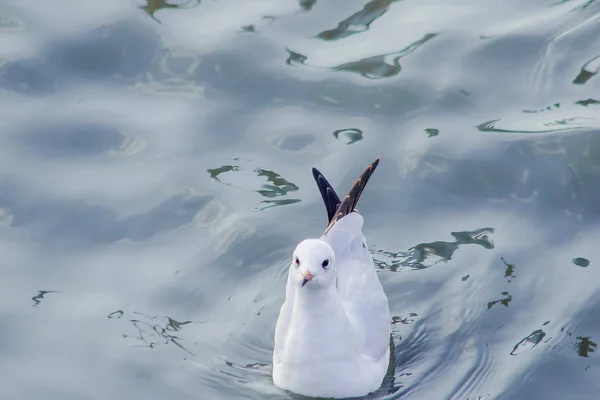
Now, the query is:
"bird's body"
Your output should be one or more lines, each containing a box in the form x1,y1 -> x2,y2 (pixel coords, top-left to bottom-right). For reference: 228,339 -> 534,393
273,159 -> 390,398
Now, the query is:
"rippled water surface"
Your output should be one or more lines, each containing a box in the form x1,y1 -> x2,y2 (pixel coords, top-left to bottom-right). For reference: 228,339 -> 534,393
2,0 -> 600,398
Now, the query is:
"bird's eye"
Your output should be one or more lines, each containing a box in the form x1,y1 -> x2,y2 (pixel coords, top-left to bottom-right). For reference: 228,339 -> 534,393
295,257 -> 300,266
322,259 -> 329,268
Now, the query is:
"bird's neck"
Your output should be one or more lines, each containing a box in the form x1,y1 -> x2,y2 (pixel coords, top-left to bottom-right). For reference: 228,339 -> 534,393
283,284 -> 359,368
289,284 -> 352,338
292,285 -> 338,313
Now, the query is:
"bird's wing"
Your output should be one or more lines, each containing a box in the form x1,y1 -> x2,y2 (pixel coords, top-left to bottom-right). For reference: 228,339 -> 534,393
312,167 -> 341,224
321,212 -> 390,361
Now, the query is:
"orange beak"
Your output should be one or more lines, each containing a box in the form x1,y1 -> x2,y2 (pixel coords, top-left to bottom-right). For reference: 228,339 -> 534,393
301,271 -> 314,287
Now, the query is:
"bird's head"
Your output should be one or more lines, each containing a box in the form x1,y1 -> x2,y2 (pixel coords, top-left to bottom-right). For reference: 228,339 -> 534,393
291,239 -> 335,289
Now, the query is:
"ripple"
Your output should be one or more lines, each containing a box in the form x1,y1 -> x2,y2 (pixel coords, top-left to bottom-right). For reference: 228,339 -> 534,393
394,307 -> 493,399
219,360 -> 271,383
15,121 -> 127,158
0,21 -> 159,93
446,336 -> 495,400
2,190 -> 215,246
272,133 -> 315,151
49,21 -> 159,78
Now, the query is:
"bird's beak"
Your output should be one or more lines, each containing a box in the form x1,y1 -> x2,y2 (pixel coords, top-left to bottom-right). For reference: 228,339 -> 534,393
301,271 -> 314,287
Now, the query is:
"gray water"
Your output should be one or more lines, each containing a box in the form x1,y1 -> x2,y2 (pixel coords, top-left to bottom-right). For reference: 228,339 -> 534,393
1,0 -> 600,399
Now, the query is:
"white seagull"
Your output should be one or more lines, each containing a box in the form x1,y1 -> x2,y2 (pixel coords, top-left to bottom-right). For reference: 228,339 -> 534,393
273,158 -> 390,398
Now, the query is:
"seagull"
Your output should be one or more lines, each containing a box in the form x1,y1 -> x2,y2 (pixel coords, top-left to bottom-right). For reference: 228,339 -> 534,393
273,158 -> 390,398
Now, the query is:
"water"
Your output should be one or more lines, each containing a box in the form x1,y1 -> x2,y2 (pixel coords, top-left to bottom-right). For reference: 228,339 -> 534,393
1,0 -> 599,398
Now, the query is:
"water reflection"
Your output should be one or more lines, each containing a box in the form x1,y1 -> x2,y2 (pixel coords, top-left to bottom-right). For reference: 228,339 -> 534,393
117,310 -> 196,356
522,103 -> 561,114
108,310 -> 124,319
241,16 -> 275,33
477,118 -> 587,134
333,128 -> 363,145
32,290 -> 58,307
573,55 -> 599,85
487,292 -> 512,310
332,33 -> 437,79
501,257 -> 515,281
285,48 -> 308,66
299,0 -> 318,11
575,99 -> 600,106
251,198 -> 301,212
207,161 -> 300,210
255,168 -> 298,198
424,128 -> 439,138
392,313 -> 418,325
572,257 -> 590,267
373,227 -> 494,271
575,336 -> 597,357
138,0 -> 201,23
552,0 -> 597,10
511,329 -> 546,356
208,165 -> 241,183
316,0 -> 402,41
286,33 -> 437,79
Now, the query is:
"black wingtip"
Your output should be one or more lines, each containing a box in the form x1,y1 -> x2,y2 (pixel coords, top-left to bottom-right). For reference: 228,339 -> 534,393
372,157 -> 380,170
311,167 -> 320,180
312,166 -> 342,223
